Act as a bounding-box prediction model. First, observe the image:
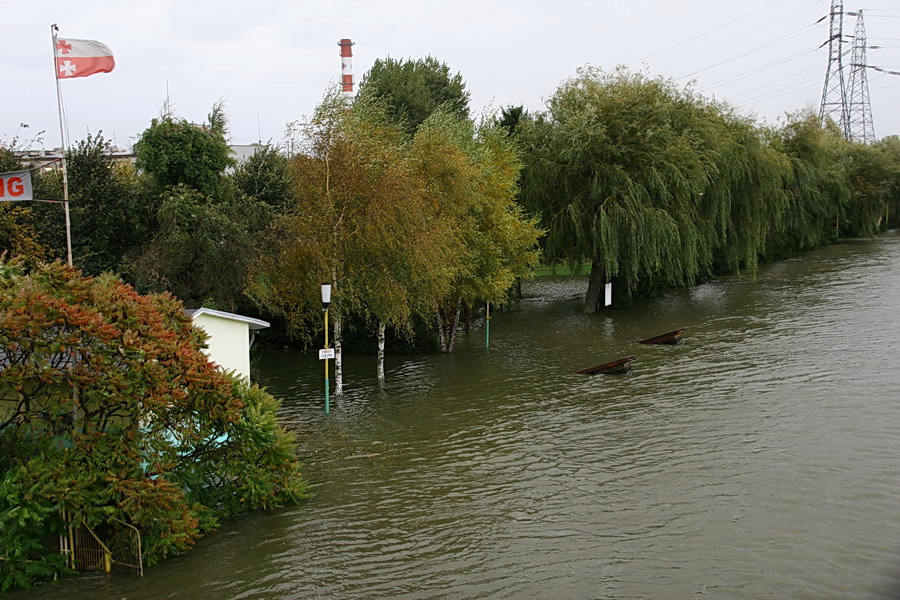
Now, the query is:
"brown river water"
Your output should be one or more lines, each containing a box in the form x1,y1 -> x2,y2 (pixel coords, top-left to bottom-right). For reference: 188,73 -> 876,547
13,233 -> 900,599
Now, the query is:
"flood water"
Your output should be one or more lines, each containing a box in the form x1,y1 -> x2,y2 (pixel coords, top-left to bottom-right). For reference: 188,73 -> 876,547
16,233 -> 900,599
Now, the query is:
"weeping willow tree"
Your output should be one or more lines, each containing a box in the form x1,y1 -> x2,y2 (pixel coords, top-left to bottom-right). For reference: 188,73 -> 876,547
694,108 -> 789,276
875,136 -> 900,228
837,137 -> 896,237
765,111 -> 850,259
519,67 -> 787,312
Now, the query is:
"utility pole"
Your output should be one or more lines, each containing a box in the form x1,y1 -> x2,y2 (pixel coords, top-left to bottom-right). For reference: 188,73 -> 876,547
819,0 -> 849,136
846,10 -> 875,144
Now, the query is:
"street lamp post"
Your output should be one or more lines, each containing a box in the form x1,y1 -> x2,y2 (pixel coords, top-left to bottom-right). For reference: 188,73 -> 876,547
321,284 -> 331,415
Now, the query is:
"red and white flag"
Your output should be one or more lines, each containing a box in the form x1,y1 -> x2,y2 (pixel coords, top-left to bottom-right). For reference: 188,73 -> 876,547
55,38 -> 115,79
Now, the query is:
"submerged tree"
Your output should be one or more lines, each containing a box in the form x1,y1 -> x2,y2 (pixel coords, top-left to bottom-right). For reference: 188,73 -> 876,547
412,111 -> 541,351
250,87 -> 541,391
765,112 -> 849,258
838,138 -> 895,237
519,67 -> 787,311
357,56 -> 542,352
249,89 -> 453,388
876,135 -> 900,228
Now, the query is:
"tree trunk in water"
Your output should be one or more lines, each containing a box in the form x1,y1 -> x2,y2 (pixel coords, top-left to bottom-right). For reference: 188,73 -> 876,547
449,303 -> 461,352
334,316 -> 344,395
584,259 -> 605,314
436,297 -> 463,352
436,309 -> 447,353
376,321 -> 385,381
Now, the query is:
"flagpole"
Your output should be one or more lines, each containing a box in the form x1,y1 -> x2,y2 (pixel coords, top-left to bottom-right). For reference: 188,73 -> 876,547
51,23 -> 73,267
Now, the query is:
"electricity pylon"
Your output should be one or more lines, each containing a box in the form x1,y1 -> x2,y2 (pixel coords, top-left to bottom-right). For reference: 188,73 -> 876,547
819,0 -> 849,136
846,10 -> 875,143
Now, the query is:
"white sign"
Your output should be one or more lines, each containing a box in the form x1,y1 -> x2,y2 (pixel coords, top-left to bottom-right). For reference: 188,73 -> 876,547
0,171 -> 33,201
319,348 -> 335,360
604,282 -> 612,307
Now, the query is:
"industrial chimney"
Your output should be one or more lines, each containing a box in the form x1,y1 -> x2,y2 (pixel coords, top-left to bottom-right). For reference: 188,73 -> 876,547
338,38 -> 354,93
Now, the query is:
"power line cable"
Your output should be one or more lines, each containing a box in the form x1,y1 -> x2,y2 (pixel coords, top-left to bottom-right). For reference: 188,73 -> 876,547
868,65 -> 900,75
676,33 -> 820,81
697,47 -> 818,89
628,0 -> 787,66
725,63 -> 825,99
658,6 -> 820,72
738,75 -> 823,105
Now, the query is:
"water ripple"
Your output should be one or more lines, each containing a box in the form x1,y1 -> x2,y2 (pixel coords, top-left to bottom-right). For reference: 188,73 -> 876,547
14,235 -> 900,600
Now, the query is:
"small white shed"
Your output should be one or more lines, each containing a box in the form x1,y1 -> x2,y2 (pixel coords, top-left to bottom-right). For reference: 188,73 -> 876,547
184,308 -> 269,381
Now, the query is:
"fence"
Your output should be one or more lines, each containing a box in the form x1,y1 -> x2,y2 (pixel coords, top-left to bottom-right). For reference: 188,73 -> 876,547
59,511 -> 143,577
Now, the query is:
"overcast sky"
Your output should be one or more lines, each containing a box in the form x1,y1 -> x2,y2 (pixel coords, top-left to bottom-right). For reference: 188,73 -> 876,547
4,0 -> 899,151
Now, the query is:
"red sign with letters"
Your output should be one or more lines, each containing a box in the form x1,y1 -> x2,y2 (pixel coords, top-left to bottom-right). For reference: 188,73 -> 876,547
0,171 -> 33,201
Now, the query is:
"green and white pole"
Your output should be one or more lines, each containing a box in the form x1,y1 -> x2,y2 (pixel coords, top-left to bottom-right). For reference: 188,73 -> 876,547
321,284 -> 332,415
485,301 -> 490,349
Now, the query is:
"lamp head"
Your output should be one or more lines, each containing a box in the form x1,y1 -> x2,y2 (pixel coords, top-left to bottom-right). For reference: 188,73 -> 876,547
320,283 -> 332,310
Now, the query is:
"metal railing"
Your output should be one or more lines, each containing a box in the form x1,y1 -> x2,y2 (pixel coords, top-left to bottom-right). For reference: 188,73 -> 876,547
59,512 -> 143,577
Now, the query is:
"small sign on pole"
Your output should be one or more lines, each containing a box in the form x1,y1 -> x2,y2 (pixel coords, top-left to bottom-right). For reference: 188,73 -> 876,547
319,348 -> 335,360
0,171 -> 33,201
604,282 -> 613,307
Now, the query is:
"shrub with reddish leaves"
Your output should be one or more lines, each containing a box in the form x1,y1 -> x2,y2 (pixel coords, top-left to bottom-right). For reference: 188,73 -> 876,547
0,260 -> 307,590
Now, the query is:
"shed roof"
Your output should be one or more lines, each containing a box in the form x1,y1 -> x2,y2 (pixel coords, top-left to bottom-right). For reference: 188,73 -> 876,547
184,308 -> 270,330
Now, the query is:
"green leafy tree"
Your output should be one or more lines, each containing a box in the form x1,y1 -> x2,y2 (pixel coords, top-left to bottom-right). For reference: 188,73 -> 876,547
129,106 -> 269,311
0,260 -> 307,590
126,183 -> 272,311
233,144 -> 293,210
412,111 -> 542,351
0,204 -> 50,263
0,144 -> 53,263
0,129 -> 71,264
691,110 -> 788,278
19,165 -> 68,263
66,133 -> 156,275
0,467 -> 71,591
357,56 -> 470,136
134,111 -> 235,196
498,105 -> 526,137
249,90 -> 455,387
0,144 -> 19,171
358,57 -> 540,349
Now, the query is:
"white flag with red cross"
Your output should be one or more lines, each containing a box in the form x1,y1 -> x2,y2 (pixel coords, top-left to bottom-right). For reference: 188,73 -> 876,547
55,37 -> 115,79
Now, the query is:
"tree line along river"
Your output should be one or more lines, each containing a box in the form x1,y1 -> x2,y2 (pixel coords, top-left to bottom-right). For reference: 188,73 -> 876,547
13,232 -> 900,599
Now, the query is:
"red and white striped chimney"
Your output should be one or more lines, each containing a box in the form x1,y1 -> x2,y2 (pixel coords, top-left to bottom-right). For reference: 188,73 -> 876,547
338,38 -> 354,93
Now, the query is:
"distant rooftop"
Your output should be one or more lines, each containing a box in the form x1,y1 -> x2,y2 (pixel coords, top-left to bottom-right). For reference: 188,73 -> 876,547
13,144 -> 264,169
